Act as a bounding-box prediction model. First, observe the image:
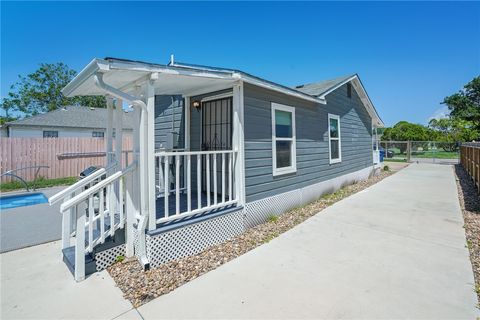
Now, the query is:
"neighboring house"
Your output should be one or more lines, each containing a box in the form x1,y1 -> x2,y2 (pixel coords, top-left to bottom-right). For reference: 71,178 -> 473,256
49,57 -> 383,281
3,106 -> 134,138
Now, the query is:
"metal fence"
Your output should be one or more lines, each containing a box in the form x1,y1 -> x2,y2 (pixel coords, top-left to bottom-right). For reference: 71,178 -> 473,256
380,141 -> 459,164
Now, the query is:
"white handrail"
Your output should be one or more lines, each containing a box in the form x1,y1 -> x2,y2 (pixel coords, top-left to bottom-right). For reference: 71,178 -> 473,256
155,149 -> 236,157
49,168 -> 106,205
60,163 -> 136,212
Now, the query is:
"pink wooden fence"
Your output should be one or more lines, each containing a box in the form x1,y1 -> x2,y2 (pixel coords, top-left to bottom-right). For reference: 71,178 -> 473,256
0,137 -> 133,183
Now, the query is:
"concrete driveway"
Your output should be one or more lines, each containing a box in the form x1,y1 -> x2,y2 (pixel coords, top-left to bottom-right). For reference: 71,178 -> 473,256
1,186 -> 65,253
136,163 -> 479,319
0,240 -> 133,320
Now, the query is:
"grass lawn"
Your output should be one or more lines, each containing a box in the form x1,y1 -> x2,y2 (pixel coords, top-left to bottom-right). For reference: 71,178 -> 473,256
0,176 -> 77,192
384,158 -> 407,163
411,151 -> 459,159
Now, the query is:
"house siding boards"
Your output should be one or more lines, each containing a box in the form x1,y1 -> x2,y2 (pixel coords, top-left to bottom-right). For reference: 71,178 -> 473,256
154,95 -> 185,150
243,82 -> 373,203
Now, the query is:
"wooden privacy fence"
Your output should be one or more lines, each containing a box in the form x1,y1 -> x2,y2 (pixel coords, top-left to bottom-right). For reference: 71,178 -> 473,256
460,143 -> 480,192
0,137 -> 133,183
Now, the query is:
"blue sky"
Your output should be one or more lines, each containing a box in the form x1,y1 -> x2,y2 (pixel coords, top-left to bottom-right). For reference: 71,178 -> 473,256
1,1 -> 479,126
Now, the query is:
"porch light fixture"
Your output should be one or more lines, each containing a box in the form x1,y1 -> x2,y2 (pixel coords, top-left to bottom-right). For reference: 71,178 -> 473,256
192,100 -> 201,111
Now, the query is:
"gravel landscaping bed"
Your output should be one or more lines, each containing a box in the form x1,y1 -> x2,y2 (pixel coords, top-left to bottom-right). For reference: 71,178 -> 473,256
453,164 -> 480,303
108,167 -> 397,307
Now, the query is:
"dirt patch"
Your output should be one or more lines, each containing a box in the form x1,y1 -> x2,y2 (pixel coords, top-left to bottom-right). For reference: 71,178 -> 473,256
453,164 -> 480,304
108,168 -> 397,307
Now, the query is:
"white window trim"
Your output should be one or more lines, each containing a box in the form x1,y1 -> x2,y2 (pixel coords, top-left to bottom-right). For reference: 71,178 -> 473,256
271,102 -> 297,176
328,113 -> 342,164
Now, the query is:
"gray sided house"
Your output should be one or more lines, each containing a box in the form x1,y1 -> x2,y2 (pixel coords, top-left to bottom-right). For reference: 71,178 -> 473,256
3,106 -> 134,138
50,58 -> 383,281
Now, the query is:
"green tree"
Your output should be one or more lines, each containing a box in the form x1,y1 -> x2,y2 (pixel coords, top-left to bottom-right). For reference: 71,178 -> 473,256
428,118 -> 479,150
0,63 -> 106,117
381,121 -> 435,153
442,76 -> 480,129
381,121 -> 434,141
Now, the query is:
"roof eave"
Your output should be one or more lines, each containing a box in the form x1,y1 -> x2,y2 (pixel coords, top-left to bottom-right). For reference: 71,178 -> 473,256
318,75 -> 384,127
61,58 -> 109,97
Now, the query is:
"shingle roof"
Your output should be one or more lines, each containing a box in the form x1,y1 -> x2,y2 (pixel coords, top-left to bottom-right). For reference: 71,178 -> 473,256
293,74 -> 355,97
6,106 -> 134,129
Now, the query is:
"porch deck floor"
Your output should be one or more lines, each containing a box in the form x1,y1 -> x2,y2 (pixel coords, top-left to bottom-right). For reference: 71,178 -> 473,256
154,192 -> 235,227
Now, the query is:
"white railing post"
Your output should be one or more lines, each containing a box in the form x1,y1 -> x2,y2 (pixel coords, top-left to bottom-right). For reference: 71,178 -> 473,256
87,195 -> 94,252
221,153 -> 225,204
125,170 -> 135,257
74,203 -> 86,282
175,155 -> 180,215
119,177 -> 124,228
206,154 -> 211,207
164,156 -> 169,218
197,155 -> 201,210
61,195 -> 72,250
99,188 -> 105,243
108,184 -> 115,237
228,153 -> 233,202
213,154 -> 217,205
187,155 -> 191,212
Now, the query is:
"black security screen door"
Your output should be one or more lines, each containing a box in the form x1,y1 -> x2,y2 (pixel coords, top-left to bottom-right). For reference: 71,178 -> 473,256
201,97 -> 233,151
201,97 -> 233,195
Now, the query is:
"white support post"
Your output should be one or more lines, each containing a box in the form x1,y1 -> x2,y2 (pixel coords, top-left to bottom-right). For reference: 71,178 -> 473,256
74,203 -> 86,282
183,96 -> 190,197
132,106 -> 141,216
114,99 -> 123,221
185,96 -> 191,151
147,80 -> 156,230
232,83 -> 245,205
115,99 -> 123,170
106,97 -> 114,167
139,102 -> 149,228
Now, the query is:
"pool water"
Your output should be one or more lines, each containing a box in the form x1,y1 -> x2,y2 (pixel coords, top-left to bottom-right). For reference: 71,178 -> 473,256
0,193 -> 48,210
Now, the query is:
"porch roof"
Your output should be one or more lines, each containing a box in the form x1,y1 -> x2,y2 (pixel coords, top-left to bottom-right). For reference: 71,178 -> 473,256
62,57 -> 383,127
62,57 -> 323,105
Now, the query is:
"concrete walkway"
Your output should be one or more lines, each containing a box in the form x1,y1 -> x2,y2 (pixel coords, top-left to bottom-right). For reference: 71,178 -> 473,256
0,240 -> 133,320
136,164 -> 479,319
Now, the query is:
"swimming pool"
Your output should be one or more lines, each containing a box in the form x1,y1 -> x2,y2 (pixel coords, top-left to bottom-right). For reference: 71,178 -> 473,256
0,193 -> 48,210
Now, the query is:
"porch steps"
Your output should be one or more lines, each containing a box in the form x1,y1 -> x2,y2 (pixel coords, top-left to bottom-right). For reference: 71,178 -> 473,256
62,247 -> 96,277
63,227 -> 125,278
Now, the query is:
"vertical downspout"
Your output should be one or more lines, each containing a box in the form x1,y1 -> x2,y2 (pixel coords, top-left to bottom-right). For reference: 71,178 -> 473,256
94,73 -> 150,269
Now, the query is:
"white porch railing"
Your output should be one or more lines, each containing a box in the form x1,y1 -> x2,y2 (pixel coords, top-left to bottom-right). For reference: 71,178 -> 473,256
155,149 -> 238,224
50,163 -> 136,281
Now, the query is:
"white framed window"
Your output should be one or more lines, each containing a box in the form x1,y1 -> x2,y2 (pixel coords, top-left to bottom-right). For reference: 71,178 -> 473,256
92,131 -> 104,138
271,102 -> 296,176
43,130 -> 58,138
328,113 -> 341,164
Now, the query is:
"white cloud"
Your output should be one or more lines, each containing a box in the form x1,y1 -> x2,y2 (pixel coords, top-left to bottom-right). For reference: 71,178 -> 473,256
427,105 -> 450,122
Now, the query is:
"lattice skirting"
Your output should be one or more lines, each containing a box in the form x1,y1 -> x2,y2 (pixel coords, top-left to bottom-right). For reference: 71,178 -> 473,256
146,209 -> 245,268
244,166 -> 374,228
95,244 -> 126,271
133,227 -> 141,259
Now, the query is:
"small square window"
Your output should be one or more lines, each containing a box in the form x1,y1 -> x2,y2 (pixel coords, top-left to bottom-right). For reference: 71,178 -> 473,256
92,131 -> 104,138
43,130 -> 58,138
